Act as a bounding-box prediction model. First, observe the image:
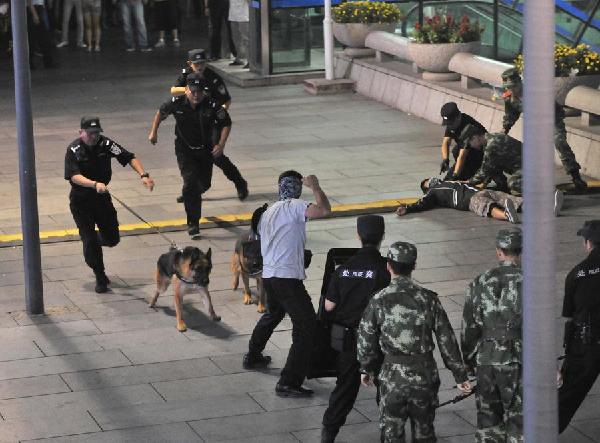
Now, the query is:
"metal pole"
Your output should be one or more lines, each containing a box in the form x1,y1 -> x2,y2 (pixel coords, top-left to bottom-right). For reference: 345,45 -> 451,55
522,0 -> 556,441
323,0 -> 334,80
418,0 -> 424,27
493,0 -> 499,60
11,0 -> 44,315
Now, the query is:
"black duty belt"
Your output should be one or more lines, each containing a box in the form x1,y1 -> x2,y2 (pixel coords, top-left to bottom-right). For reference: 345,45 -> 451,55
482,327 -> 520,341
384,351 -> 433,365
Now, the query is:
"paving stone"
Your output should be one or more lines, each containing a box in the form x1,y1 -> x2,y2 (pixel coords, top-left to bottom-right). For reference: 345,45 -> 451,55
0,340 -> 44,361
0,375 -> 71,400
34,335 -> 104,356
1,319 -> 101,343
60,357 -> 223,391
20,422 -> 204,443
89,393 -> 262,431
216,433 -> 300,443
0,384 -> 163,420
189,405 -> 368,441
0,350 -> 130,380
0,409 -> 99,441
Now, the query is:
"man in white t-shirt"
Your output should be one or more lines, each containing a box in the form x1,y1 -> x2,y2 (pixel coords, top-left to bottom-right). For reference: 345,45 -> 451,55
243,170 -> 331,397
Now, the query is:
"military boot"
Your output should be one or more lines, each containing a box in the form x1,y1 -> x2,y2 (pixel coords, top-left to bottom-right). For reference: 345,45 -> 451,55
571,170 -> 587,191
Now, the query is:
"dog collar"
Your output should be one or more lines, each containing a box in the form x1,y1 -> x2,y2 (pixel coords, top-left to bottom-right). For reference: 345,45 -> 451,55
175,270 -> 197,285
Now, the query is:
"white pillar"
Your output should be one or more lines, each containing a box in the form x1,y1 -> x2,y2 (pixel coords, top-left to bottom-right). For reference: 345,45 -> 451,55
323,0 -> 334,80
522,0 -> 558,441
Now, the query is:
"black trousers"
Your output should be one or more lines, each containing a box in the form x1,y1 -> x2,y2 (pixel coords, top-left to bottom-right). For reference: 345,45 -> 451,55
208,0 -> 236,59
27,5 -> 57,68
248,277 -> 317,387
323,347 -> 361,434
69,194 -> 120,273
213,153 -> 245,189
559,343 -> 600,432
175,141 -> 214,226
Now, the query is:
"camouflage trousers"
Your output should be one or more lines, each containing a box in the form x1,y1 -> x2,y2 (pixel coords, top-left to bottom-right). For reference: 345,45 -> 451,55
506,171 -> 522,197
475,364 -> 523,443
378,365 -> 440,443
555,124 -> 581,174
469,190 -> 523,218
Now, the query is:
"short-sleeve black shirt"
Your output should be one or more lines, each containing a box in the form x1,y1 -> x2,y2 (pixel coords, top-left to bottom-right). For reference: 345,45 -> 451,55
326,246 -> 391,328
159,96 -> 232,148
175,67 -> 231,106
444,113 -> 487,148
562,248 -> 600,336
64,135 -> 135,199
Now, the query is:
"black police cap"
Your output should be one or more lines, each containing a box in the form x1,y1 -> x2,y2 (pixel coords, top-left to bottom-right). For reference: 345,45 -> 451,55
188,49 -> 207,63
441,102 -> 461,128
577,220 -> 600,242
80,116 -> 103,132
357,215 -> 385,238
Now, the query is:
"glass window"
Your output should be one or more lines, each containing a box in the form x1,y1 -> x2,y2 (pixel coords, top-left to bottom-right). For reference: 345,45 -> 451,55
581,26 -> 600,52
555,7 -> 586,38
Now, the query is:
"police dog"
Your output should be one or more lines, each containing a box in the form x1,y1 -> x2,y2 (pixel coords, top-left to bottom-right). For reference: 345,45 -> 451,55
230,231 -> 266,313
150,246 -> 220,332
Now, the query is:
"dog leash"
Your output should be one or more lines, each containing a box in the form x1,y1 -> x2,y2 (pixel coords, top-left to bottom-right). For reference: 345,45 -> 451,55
109,191 -> 178,248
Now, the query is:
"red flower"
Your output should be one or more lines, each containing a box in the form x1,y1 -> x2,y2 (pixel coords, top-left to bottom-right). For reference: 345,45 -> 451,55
415,22 -> 421,30
426,17 -> 433,25
446,15 -> 454,26
461,15 -> 470,24
433,14 -> 441,24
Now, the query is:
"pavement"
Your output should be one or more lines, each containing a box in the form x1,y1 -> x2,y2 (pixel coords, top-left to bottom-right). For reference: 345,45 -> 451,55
1,22 -> 600,443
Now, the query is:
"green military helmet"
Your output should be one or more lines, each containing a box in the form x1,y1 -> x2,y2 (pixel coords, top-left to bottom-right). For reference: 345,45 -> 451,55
387,241 -> 417,264
496,227 -> 523,251
501,67 -> 522,88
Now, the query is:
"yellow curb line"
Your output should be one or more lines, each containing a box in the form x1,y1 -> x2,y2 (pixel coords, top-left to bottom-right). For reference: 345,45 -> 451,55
0,197 -> 419,246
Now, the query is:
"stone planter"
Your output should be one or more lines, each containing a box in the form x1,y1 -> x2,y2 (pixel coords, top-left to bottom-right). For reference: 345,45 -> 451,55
555,74 -> 600,105
408,41 -> 481,73
333,23 -> 396,48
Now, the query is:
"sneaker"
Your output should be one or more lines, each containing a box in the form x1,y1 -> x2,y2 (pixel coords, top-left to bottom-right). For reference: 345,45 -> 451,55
125,46 -> 135,52
176,195 -> 184,204
504,199 -> 519,224
554,189 -> 564,217
140,47 -> 153,52
86,45 -> 92,52
242,352 -> 272,369
187,224 -> 200,237
77,42 -> 87,49
229,60 -> 243,66
94,44 -> 101,52
56,41 -> 68,48
571,171 -> 588,191
173,38 -> 180,47
243,62 -> 249,69
154,39 -> 165,48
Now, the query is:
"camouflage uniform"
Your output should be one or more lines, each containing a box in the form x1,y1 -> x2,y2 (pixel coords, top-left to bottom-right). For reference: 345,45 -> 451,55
461,228 -> 523,443
501,68 -> 584,180
465,131 -> 523,196
357,242 -> 468,443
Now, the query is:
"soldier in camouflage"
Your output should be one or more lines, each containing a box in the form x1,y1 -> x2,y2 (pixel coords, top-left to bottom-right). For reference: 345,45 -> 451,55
357,241 -> 472,443
501,67 -> 587,190
457,124 -> 523,196
461,228 -> 523,443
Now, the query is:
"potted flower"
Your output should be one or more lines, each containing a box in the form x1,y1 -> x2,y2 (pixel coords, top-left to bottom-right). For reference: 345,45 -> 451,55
332,1 -> 403,49
514,43 -> 600,105
408,15 -> 483,73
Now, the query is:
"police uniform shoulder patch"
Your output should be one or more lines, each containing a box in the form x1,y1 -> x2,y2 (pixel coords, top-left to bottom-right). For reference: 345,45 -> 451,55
339,268 -> 376,279
109,142 -> 122,156
182,68 -> 186,74
70,144 -> 80,153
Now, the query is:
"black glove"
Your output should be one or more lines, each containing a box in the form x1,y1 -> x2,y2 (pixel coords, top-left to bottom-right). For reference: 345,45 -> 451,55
440,159 -> 450,174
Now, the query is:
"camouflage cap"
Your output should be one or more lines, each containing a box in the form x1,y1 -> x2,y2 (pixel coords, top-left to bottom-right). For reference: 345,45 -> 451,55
387,241 -> 417,264
577,220 -> 600,242
457,123 -> 483,147
501,67 -> 522,87
496,228 -> 522,251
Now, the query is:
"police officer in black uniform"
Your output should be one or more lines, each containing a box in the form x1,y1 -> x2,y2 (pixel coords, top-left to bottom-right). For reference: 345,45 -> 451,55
321,215 -> 391,443
439,102 -> 488,181
149,73 -> 232,237
65,117 -> 155,293
559,220 -> 600,433
174,49 -> 248,201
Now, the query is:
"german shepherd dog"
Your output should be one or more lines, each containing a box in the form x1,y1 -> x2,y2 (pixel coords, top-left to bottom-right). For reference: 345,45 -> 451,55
230,230 -> 266,313
150,246 -> 220,332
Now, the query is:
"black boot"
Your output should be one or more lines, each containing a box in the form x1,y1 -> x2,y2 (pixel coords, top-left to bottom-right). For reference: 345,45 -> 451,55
94,270 -> 110,293
321,426 -> 338,443
571,170 -> 587,191
242,352 -> 271,369
236,180 -> 249,201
